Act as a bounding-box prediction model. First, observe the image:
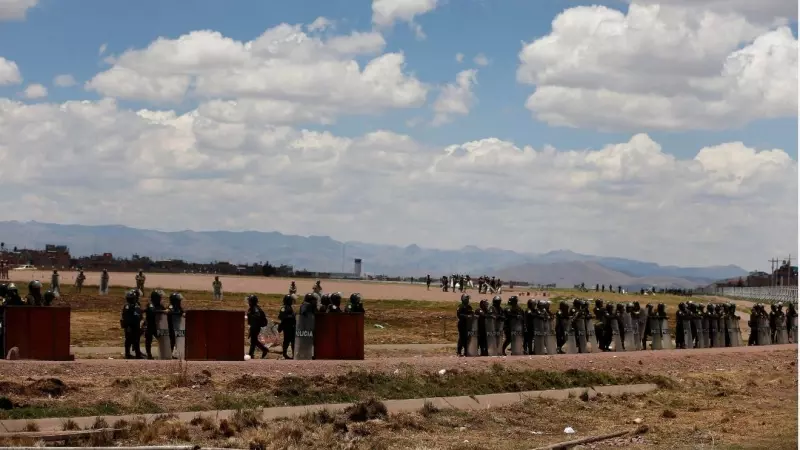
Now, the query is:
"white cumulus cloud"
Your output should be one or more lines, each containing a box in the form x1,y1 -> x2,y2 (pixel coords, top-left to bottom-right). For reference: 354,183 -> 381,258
0,98 -> 794,269
473,53 -> 489,66
517,3 -> 798,131
0,57 -> 22,85
432,69 -> 478,126
86,25 -> 427,124
53,74 -> 77,87
22,83 -> 47,99
0,0 -> 37,20
372,0 -> 439,38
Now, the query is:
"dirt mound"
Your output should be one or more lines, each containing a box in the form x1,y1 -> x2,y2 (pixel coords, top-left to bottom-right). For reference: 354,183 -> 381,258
228,374 -> 273,390
28,378 -> 68,396
345,398 -> 387,422
0,381 -> 24,395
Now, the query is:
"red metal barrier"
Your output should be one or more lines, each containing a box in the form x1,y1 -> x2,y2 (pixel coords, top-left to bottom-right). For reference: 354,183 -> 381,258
313,313 -> 364,360
185,310 -> 244,361
3,306 -> 73,360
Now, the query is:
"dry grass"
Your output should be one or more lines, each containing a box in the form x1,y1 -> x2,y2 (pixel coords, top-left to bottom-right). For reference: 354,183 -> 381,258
93,368 -> 797,450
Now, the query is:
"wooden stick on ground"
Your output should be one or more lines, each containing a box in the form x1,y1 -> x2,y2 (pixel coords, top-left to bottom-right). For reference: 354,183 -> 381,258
532,425 -> 648,450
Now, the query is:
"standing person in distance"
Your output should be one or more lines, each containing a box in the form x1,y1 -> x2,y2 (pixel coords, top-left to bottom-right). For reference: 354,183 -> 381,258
212,276 -> 223,301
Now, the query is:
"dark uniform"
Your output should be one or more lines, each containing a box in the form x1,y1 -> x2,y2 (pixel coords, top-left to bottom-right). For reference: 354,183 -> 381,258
346,293 -> 365,313
456,294 -> 473,357
555,301 -> 572,352
675,303 -> 688,349
502,296 -> 523,355
769,304 -> 778,343
26,280 -> 43,306
278,294 -> 296,359
120,290 -> 144,359
426,275 -> 431,291
319,294 -> 331,314
328,292 -> 343,313
167,293 -> 185,354
246,295 -> 269,359
144,290 -> 165,359
787,303 -> 798,344
524,299 -> 536,355
593,300 -> 605,350
43,290 -> 56,306
476,299 -> 489,356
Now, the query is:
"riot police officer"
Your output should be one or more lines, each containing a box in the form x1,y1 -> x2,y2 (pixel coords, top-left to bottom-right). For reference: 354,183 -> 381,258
328,292 -> 343,313
456,294 -> 473,357
167,292 -> 185,354
278,294 -> 296,359
676,302 -> 689,349
524,299 -> 536,355
26,280 -> 43,306
319,294 -> 331,314
346,293 -> 365,313
43,290 -> 56,306
502,296 -> 523,355
120,290 -> 144,359
476,299 -> 489,356
246,295 -> 269,359
144,290 -> 165,359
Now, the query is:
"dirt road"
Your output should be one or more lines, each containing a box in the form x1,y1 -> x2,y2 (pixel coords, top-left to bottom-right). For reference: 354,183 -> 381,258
3,344 -> 795,380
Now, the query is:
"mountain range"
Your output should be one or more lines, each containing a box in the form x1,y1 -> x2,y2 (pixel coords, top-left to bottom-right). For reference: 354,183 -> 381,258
0,221 -> 748,289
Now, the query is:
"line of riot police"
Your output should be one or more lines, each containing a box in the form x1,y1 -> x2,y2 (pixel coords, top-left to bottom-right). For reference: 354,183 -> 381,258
746,302 -> 797,346
454,295 -> 778,356
120,289 -> 186,359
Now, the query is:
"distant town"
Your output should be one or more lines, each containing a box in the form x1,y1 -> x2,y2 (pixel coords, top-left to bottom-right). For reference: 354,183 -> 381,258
0,242 -> 795,289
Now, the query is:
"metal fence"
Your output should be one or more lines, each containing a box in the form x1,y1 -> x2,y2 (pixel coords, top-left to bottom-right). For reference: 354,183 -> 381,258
698,286 -> 798,304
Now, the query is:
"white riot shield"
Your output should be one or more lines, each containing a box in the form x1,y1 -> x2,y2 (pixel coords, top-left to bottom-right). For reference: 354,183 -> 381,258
631,313 -> 641,351
465,316 -> 479,357
171,313 -> 186,360
775,316 -> 789,344
485,315 -> 498,356
561,317 -> 577,354
494,316 -> 505,355
726,317 -> 738,347
637,310 -> 648,350
692,317 -> 705,349
659,318 -> 673,350
701,316 -> 710,348
621,313 -> 635,351
574,316 -> 587,353
294,312 -> 315,360
533,315 -> 547,355
155,312 -> 172,360
584,318 -> 597,353
509,315 -> 525,356
649,317 -> 662,350
681,319 -> 694,350
756,316 -> 770,346
707,315 -> 718,348
608,317 -> 623,352
545,317 -> 558,355
716,317 -> 725,348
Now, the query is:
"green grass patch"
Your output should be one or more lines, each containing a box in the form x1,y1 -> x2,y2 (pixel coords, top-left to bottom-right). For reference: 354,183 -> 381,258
0,401 -> 124,420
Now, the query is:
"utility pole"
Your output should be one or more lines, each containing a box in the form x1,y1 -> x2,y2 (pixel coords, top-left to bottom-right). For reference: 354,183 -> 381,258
769,258 -> 780,287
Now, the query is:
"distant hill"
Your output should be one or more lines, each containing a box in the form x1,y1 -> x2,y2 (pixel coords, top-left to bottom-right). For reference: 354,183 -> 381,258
0,221 -> 748,288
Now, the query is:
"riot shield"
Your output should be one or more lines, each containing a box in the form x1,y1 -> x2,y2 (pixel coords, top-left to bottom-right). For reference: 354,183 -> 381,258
707,316 -> 717,348
533,315 -> 547,355
790,317 -> 798,344
621,312 -> 635,351
681,319 -> 694,350
716,317 -> 725,348
659,318 -> 673,350
584,318 -> 597,353
546,317 -> 558,355
485,316 -> 498,356
155,311 -> 172,360
509,315 -> 525,356
701,316 -> 711,348
637,310 -> 648,350
775,316 -> 789,344
494,316 -> 505,356
171,314 -> 186,360
726,317 -> 738,347
757,316 -> 770,346
649,317 -> 662,350
608,317 -> 623,352
692,317 -> 705,349
294,312 -> 315,360
574,316 -> 587,353
631,315 -> 641,351
465,316 -> 479,357
561,317 -> 577,354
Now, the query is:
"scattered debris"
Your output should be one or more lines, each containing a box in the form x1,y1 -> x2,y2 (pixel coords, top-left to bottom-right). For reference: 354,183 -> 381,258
564,426 -> 576,434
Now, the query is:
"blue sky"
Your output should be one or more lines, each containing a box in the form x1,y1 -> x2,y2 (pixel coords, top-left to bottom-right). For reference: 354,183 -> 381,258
0,0 -> 796,269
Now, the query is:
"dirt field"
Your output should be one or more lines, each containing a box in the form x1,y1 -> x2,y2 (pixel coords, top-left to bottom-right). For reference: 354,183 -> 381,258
0,346 -> 796,449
